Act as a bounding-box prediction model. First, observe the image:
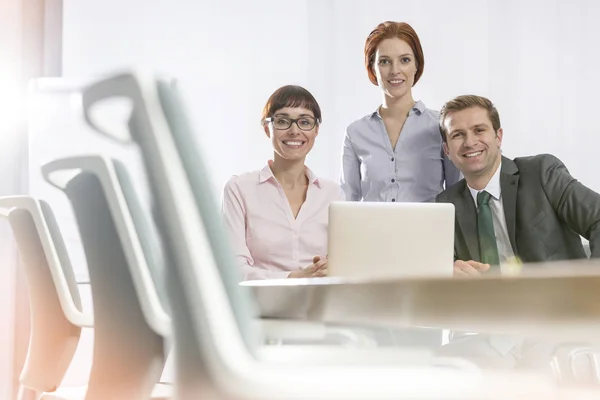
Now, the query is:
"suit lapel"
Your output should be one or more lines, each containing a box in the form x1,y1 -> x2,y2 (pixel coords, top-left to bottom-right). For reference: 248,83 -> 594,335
455,183 -> 480,261
500,156 -> 519,255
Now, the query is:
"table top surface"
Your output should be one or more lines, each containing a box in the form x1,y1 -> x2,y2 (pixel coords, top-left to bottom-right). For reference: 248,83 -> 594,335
242,259 -> 600,338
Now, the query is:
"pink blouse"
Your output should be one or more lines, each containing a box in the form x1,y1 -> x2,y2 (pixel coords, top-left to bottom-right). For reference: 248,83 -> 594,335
222,162 -> 343,281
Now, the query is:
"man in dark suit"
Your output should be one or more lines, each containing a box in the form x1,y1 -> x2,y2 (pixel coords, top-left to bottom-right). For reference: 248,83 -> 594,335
434,94 -> 600,369
436,94 -> 600,276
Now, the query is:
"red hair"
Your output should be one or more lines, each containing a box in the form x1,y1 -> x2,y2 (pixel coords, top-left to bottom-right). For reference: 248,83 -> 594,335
364,21 -> 425,86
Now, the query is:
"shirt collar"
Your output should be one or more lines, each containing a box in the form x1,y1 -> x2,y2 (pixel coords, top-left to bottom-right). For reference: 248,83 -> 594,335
468,162 -> 502,206
258,160 -> 321,188
371,100 -> 426,119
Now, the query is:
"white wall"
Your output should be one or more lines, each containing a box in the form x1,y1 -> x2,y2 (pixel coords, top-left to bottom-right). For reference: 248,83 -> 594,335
61,0 -> 600,194
62,0 -> 313,195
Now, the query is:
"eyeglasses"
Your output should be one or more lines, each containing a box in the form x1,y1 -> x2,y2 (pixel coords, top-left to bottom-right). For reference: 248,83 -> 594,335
264,116 -> 319,131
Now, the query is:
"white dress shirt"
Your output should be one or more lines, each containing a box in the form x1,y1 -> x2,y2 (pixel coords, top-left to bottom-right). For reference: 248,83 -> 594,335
466,162 -> 520,356
467,163 -> 516,264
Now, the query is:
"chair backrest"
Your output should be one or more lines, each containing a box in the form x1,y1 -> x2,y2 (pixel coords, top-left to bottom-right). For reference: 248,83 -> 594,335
0,196 -> 89,393
79,71 -> 260,397
42,155 -> 170,400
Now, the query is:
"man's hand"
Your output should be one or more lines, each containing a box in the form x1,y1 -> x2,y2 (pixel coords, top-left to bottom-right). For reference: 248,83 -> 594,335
288,256 -> 328,278
453,260 -> 490,277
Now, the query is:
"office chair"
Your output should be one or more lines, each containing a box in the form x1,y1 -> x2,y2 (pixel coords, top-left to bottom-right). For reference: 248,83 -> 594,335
41,155 -> 172,400
0,196 -> 91,400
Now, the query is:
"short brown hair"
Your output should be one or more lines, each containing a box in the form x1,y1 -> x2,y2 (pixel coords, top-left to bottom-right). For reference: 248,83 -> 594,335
439,95 -> 501,143
261,85 -> 322,124
364,21 -> 425,86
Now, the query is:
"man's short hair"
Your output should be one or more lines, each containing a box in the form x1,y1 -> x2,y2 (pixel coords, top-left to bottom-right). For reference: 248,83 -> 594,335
439,95 -> 501,142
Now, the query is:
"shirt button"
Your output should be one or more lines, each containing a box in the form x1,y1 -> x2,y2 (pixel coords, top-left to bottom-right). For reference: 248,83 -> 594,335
391,157 -> 395,162
391,178 -> 395,183
391,198 -> 396,202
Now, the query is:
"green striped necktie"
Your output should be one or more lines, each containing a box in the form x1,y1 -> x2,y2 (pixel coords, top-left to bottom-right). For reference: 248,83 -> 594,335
477,190 -> 500,266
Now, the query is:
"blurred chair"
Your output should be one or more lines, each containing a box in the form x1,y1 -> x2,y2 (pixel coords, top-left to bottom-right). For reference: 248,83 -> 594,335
73,71 -> 483,399
42,156 -> 172,400
0,196 -> 92,400
551,342 -> 600,385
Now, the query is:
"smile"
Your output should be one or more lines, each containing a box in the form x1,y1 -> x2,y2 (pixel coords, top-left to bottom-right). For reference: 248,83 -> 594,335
464,151 -> 483,158
282,140 -> 305,147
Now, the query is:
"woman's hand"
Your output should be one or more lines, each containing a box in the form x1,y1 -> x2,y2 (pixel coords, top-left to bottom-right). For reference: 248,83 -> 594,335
288,256 -> 328,278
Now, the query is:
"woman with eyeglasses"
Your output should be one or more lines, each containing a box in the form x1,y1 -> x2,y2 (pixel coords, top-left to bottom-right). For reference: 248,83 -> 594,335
222,85 -> 343,281
341,21 -> 461,203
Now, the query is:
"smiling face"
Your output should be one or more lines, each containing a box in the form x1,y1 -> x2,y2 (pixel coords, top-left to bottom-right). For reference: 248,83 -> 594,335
442,106 -> 503,180
264,106 -> 319,162
373,37 -> 418,99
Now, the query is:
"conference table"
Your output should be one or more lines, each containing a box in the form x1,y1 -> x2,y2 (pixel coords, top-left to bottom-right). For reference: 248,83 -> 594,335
243,258 -> 600,339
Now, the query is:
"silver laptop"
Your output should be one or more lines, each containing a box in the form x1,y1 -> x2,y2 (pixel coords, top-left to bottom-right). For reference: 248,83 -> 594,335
327,202 -> 455,279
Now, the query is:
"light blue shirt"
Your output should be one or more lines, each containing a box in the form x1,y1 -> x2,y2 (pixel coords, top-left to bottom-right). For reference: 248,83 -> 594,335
341,100 -> 461,202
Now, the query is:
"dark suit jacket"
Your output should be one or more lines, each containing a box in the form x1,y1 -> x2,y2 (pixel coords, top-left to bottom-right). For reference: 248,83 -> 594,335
436,154 -> 600,262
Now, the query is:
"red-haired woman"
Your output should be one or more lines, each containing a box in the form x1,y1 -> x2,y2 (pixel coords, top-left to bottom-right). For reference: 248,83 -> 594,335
341,21 -> 460,203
